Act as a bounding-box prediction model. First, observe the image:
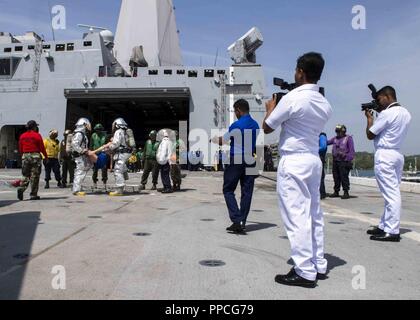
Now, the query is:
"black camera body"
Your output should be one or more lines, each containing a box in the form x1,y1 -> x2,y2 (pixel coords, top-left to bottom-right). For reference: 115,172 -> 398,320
361,84 -> 380,111
273,78 -> 325,105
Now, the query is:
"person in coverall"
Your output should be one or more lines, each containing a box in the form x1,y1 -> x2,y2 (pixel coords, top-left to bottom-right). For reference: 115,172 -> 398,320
72,118 -> 93,196
103,118 -> 133,196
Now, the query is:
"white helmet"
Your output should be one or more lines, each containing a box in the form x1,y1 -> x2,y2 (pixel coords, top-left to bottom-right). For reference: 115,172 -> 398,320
112,118 -> 128,131
75,118 -> 91,132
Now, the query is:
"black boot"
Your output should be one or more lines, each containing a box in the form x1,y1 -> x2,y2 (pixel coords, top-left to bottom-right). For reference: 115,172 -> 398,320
45,181 -> 50,189
17,188 -> 24,201
341,191 -> 350,199
329,192 -> 340,198
226,223 -> 245,234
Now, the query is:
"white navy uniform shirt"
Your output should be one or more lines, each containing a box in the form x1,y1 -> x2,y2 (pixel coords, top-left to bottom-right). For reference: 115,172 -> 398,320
265,84 -> 332,155
370,103 -> 411,151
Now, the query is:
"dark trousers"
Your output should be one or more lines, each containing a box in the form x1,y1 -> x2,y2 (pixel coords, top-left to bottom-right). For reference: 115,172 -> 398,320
92,166 -> 108,183
332,160 -> 352,193
62,158 -> 75,184
170,164 -> 182,186
223,164 -> 256,224
141,159 -> 159,186
320,160 -> 326,197
44,158 -> 61,182
160,163 -> 172,189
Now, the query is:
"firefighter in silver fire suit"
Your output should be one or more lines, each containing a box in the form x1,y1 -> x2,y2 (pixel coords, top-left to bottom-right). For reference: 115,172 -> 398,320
103,118 -> 132,196
72,118 -> 93,196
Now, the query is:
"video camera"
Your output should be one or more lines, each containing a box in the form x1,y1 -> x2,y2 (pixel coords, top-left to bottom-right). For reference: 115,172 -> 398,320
361,84 -> 380,111
273,78 -> 325,105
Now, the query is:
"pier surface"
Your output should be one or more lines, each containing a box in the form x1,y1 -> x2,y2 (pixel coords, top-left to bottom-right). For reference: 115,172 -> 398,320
0,169 -> 419,300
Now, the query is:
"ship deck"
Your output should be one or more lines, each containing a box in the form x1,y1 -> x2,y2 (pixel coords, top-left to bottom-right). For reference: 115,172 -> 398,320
0,169 -> 419,300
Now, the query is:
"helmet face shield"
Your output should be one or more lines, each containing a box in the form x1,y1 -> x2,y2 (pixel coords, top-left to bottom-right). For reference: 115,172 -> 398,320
75,118 -> 92,132
112,118 -> 127,133
49,130 -> 58,139
335,125 -> 346,135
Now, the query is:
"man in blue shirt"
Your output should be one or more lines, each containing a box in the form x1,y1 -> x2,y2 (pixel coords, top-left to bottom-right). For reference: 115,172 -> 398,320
212,99 -> 260,234
319,133 -> 328,199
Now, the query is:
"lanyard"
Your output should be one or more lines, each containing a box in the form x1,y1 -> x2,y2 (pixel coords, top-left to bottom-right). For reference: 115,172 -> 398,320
386,102 -> 400,110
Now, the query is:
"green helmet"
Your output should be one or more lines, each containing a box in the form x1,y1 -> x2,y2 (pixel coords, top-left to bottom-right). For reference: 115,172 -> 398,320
94,124 -> 104,131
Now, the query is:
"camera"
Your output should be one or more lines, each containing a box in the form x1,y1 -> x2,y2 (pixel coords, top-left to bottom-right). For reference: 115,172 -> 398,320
272,78 -> 296,104
273,78 -> 325,105
361,84 -> 380,111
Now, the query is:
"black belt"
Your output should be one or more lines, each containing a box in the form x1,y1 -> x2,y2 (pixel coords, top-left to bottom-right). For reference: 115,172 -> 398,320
117,147 -> 132,154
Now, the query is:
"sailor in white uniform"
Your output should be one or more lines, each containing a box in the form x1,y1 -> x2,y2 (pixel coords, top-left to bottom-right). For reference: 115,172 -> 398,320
365,86 -> 411,242
263,52 -> 332,288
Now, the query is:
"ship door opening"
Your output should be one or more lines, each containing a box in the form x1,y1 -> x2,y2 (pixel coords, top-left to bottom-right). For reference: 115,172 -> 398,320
64,89 -> 191,146
0,125 -> 26,168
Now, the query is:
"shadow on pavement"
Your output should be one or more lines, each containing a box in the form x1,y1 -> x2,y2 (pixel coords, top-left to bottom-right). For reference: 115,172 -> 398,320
245,221 -> 277,233
0,200 -> 20,208
400,228 -> 412,235
33,197 -> 69,201
0,211 -> 40,300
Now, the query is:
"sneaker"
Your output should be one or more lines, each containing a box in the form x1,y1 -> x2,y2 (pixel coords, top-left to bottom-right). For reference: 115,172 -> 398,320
161,188 -> 173,194
329,192 -> 340,198
73,191 -> 86,197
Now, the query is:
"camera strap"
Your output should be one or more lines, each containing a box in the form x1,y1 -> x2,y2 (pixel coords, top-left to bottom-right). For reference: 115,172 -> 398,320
386,102 -> 401,110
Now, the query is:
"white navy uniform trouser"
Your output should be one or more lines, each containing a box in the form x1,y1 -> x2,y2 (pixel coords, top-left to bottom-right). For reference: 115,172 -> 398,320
277,152 -> 328,281
114,153 -> 131,189
72,156 -> 93,193
374,149 -> 404,235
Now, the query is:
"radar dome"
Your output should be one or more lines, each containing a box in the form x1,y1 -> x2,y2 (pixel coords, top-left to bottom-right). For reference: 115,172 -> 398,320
100,30 -> 115,46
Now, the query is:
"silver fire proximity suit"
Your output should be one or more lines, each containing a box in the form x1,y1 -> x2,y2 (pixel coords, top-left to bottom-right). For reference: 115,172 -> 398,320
72,127 -> 92,193
108,128 -> 131,193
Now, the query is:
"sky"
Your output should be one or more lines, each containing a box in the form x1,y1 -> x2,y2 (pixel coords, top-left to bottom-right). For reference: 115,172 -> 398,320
0,0 -> 419,155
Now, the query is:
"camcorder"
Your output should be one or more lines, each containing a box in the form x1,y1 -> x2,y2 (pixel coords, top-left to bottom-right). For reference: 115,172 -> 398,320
273,78 -> 325,105
361,84 -> 380,111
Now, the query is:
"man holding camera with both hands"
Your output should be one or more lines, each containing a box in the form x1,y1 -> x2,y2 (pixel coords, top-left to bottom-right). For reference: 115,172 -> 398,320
364,86 -> 411,242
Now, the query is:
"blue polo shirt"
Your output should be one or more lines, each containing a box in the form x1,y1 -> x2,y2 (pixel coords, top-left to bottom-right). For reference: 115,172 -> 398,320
223,114 -> 259,163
